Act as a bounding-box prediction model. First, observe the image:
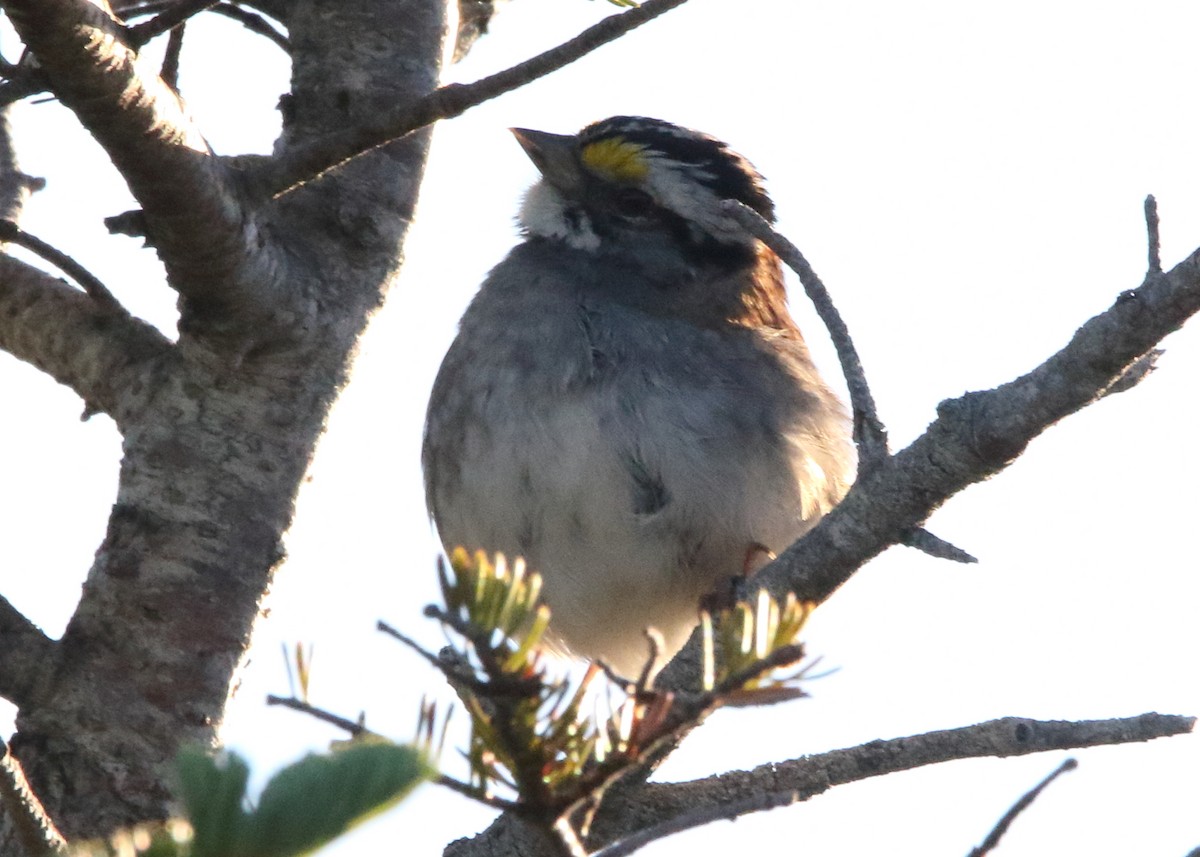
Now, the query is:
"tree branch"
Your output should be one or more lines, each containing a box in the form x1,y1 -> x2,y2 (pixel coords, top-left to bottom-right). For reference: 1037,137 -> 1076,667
967,758 -> 1078,857
0,107 -> 43,224
454,714 -> 1192,857
722,200 -> 974,564
2,0 -> 287,326
160,22 -> 184,92
0,254 -> 172,427
0,744 -> 65,857
117,0 -> 289,52
264,695 -> 371,737
590,716 -> 1189,857
721,199 -> 887,467
0,596 -> 55,710
200,2 -> 289,51
0,221 -> 118,307
126,0 -> 218,46
264,0 -> 691,196
659,237 -> 1200,691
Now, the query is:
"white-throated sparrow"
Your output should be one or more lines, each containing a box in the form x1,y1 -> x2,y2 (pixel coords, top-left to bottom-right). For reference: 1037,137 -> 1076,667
423,117 -> 853,674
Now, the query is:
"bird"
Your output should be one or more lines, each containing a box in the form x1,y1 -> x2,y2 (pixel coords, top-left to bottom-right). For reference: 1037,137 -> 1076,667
422,116 -> 853,675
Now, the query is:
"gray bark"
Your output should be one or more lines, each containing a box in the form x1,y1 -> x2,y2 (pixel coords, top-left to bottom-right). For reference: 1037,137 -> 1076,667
0,2 -> 1196,855
0,0 -> 447,843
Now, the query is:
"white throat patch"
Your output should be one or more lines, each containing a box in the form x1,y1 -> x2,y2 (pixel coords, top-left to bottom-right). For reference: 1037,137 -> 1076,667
518,181 -> 601,252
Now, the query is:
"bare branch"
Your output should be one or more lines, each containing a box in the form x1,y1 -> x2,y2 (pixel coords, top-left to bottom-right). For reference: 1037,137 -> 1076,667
434,774 -> 521,812
721,199 -> 887,468
0,221 -> 119,307
127,0 -> 218,46
160,22 -> 184,91
266,0 -> 691,196
721,201 -> 973,565
0,76 -> 50,109
707,245 -> 1197,682
584,715 -> 1191,857
3,0 -> 285,324
265,695 -> 372,737
1145,195 -> 1162,274
116,0 -> 290,51
0,595 -> 55,709
0,254 -> 172,427
0,108 -> 44,224
205,2 -> 289,50
652,225 -> 1200,690
967,758 -> 1078,857
0,745 -> 65,857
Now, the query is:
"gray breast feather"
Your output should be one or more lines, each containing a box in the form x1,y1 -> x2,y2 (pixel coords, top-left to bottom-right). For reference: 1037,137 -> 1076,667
422,246 -> 852,671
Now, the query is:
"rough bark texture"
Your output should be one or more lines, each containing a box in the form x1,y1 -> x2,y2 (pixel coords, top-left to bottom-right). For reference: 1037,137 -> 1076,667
0,2 -> 1196,855
0,0 -> 446,843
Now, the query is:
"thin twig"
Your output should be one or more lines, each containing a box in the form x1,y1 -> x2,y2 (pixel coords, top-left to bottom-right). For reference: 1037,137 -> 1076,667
0,220 -> 119,307
0,57 -> 49,108
552,816 -> 590,857
967,758 -> 1078,857
207,2 -> 290,50
265,694 -> 373,737
719,200 -> 973,565
635,628 -> 665,692
434,774 -> 521,811
127,0 -> 219,46
1145,195 -> 1162,274
0,595 -> 55,708
0,104 -> 45,224
376,619 -> 445,671
720,199 -> 886,468
268,0 -> 691,195
161,22 -> 185,91
118,0 -> 290,50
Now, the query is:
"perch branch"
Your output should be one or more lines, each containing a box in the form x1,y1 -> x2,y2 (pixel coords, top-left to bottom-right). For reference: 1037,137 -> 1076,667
266,0 -> 691,195
656,220 -> 1200,691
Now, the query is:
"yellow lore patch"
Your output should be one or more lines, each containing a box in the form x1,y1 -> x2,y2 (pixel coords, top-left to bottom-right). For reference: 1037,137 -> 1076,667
580,137 -> 649,181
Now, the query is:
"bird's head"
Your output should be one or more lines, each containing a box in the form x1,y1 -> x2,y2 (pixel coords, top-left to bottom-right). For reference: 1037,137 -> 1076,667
513,116 -> 775,265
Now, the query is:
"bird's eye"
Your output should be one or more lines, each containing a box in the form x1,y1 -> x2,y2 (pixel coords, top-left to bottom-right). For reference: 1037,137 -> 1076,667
612,187 -> 655,219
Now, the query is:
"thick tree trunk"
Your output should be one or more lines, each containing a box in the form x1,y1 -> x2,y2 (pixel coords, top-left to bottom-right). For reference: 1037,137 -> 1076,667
0,0 -> 447,841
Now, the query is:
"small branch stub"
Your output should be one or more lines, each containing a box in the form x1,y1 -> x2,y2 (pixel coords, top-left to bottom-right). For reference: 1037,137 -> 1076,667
1145,194 -> 1162,274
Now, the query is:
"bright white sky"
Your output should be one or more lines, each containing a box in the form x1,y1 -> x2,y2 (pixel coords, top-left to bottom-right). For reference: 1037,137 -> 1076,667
2,2 -> 1198,855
